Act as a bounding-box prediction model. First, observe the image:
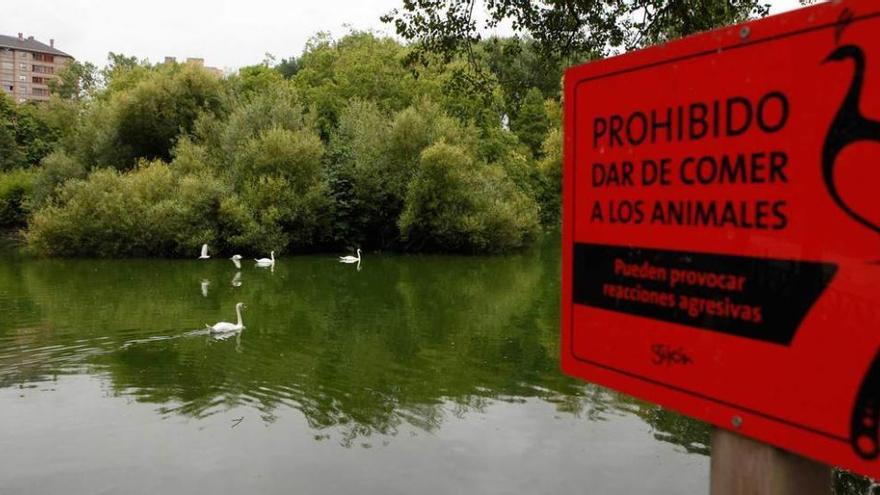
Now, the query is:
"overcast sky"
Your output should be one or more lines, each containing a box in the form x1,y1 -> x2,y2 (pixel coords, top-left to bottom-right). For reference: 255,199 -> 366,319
2,0 -> 805,72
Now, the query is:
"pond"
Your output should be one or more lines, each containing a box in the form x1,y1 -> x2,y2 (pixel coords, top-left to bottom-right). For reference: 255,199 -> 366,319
0,234 -> 863,494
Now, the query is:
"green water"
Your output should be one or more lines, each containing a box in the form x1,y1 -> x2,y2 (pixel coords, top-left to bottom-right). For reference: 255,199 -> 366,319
0,234 -> 738,493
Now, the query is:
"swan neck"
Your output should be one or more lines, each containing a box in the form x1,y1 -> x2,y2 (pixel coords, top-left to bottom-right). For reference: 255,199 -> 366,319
235,306 -> 243,327
843,51 -> 866,111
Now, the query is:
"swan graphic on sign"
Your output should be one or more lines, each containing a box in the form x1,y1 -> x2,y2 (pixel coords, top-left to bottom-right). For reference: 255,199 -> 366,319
822,44 -> 880,236
821,13 -> 880,461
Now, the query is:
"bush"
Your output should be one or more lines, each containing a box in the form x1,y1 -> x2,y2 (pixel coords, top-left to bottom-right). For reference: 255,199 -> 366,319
399,142 -> 539,253
73,65 -> 228,169
29,151 -> 87,209
0,169 -> 36,227
26,162 -> 231,257
196,83 -> 311,171
233,127 -> 332,251
327,99 -> 470,249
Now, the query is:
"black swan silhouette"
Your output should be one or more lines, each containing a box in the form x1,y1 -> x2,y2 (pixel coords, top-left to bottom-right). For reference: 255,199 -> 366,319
824,44 -> 880,460
822,44 -> 880,236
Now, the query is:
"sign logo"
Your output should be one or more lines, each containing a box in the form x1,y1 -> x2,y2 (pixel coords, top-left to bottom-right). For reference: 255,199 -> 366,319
822,11 -> 880,462
822,43 -> 880,237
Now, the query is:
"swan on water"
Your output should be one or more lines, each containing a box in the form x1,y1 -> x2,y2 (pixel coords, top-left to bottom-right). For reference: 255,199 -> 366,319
206,302 -> 246,333
231,254 -> 242,269
339,249 -> 362,264
255,251 -> 275,266
199,243 -> 210,259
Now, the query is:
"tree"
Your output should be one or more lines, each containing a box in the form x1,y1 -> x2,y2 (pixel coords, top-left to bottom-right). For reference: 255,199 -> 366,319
480,36 -> 568,113
276,56 -> 301,78
101,52 -> 150,95
399,142 -> 539,252
383,1 -> 770,65
73,63 -> 228,169
293,32 -> 428,135
48,61 -> 99,100
510,88 -> 550,156
230,64 -> 285,97
0,93 -> 58,169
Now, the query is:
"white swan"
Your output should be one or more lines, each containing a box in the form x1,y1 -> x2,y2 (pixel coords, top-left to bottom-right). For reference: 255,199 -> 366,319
230,254 -> 242,269
199,243 -> 210,259
206,302 -> 246,333
339,249 -> 362,264
255,251 -> 275,266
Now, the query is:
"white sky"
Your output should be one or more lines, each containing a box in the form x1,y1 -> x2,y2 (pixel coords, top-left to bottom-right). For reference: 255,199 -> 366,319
2,0 -> 805,72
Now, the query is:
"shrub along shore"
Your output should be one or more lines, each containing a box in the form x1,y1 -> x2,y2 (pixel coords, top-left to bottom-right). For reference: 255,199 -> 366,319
0,33 -> 563,257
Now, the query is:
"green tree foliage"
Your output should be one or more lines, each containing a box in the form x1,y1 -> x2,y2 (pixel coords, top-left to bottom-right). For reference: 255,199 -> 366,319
48,61 -> 99,100
511,88 -> 550,156
229,64 -> 285,98
0,110 -> 22,171
384,0 -> 770,63
28,151 -> 86,209
480,37 -> 566,117
20,31 -> 559,256
329,98 -> 487,249
26,162 -> 229,257
0,168 -> 37,227
101,52 -> 150,95
537,128 -> 562,224
293,32 -> 433,135
383,0 -> 769,107
234,127 -> 331,250
399,142 -> 539,252
75,64 -> 228,169
276,56 -> 301,78
0,93 -> 63,170
198,82 -> 308,163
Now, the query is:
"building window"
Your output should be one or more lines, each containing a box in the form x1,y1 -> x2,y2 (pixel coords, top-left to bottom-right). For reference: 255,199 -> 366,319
32,88 -> 49,97
1,62 -> 12,70
19,63 -> 28,71
32,76 -> 45,84
17,85 -> 27,94
18,75 -> 26,81
33,53 -> 54,63
32,65 -> 54,75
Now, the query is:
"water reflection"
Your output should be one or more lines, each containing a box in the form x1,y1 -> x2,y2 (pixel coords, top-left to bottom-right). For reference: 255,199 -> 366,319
0,235 -> 866,493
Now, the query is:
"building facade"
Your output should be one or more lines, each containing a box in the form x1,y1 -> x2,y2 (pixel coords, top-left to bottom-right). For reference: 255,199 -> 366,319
0,33 -> 73,103
163,56 -> 224,77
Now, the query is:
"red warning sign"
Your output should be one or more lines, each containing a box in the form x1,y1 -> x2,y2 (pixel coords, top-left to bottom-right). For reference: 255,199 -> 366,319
561,0 -> 880,477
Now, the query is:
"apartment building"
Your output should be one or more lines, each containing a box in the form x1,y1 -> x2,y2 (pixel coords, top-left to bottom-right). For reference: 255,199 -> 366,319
0,33 -> 73,103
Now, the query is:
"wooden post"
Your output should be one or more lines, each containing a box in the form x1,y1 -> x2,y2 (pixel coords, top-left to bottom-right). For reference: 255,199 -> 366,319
711,428 -> 832,495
